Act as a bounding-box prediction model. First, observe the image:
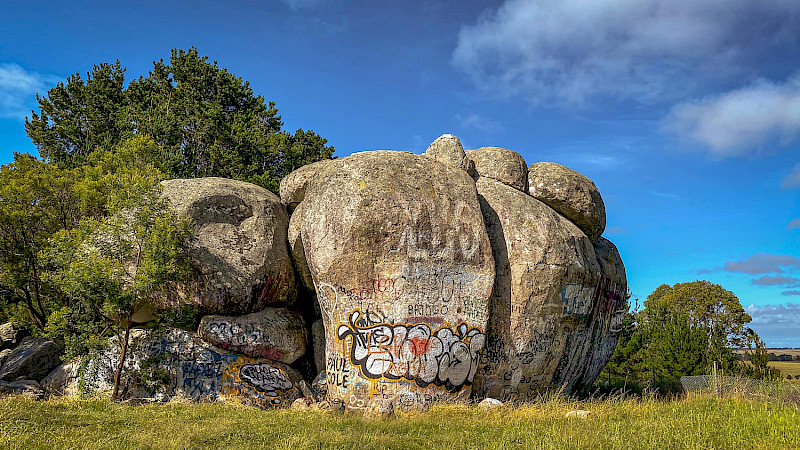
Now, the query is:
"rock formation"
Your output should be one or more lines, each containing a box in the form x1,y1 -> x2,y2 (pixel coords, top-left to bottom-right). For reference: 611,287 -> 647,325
23,133 -> 626,413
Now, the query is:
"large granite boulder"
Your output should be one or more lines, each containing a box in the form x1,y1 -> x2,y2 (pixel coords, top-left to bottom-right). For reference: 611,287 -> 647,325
527,162 -> 606,242
81,329 -> 303,408
0,322 -> 29,350
466,147 -> 528,192
472,177 -> 610,401
0,379 -> 44,398
160,177 -> 296,315
41,360 -> 80,396
197,308 -> 307,364
0,336 -> 64,382
280,159 -> 335,212
299,150 -> 494,410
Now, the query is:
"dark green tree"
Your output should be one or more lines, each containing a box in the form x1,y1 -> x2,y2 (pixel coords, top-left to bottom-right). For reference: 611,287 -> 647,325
24,48 -> 334,193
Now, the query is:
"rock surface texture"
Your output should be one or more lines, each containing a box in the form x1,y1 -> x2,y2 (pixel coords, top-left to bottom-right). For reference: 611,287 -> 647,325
279,159 -> 335,212
527,162 -> 606,242
81,329 -> 303,408
0,336 -> 64,382
299,150 -> 495,411
197,307 -> 307,364
424,134 -> 472,173
160,177 -> 296,315
0,322 -> 29,350
466,147 -> 528,192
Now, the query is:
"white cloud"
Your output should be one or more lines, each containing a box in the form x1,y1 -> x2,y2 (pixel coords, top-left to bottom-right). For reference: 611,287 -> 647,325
746,303 -> 800,347
782,164 -> 800,189
452,0 -> 800,107
663,76 -> 800,157
455,113 -> 505,134
0,63 -> 50,120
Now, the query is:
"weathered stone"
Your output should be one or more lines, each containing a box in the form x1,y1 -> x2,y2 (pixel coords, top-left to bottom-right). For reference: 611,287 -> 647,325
291,397 -> 314,410
81,329 -> 303,408
311,319 -> 325,374
478,397 -> 503,410
527,162 -> 606,242
280,159 -> 335,212
300,150 -> 494,410
312,371 -> 328,397
466,147 -> 528,192
472,177 -> 621,400
41,360 -> 80,397
364,398 -> 394,419
160,177 -> 296,315
424,134 -> 471,172
0,336 -> 64,382
312,398 -> 345,413
566,409 -> 591,419
0,322 -> 29,350
0,379 -> 44,399
297,379 -> 320,402
0,349 -> 12,369
197,308 -> 307,364
288,201 -> 315,292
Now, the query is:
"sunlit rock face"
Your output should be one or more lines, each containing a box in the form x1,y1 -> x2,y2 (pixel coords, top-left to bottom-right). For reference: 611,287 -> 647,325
298,150 -> 495,411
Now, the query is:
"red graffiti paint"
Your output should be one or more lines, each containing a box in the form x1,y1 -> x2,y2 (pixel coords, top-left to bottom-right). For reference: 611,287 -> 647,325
410,337 -> 430,356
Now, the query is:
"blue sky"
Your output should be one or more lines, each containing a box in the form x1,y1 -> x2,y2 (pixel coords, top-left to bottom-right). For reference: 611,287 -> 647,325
1,0 -> 798,346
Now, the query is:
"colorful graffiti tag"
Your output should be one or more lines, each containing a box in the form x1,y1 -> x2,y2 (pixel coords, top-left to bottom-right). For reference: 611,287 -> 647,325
335,310 -> 485,392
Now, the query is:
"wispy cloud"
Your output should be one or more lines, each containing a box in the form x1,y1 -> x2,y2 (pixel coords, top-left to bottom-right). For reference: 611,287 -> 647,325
455,113 -> 505,134
452,0 -> 800,107
782,164 -> 800,189
604,226 -> 628,236
746,303 -> 800,347
0,63 -> 53,120
723,253 -> 800,274
663,75 -> 800,157
752,275 -> 800,287
280,0 -> 326,11
788,218 -> 800,230
782,291 -> 800,296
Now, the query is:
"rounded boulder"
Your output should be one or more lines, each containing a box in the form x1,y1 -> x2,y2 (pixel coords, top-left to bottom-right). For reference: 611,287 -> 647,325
466,147 -> 528,192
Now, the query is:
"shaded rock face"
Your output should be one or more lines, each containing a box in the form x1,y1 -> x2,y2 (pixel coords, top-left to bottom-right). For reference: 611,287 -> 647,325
160,177 -> 296,315
82,329 -> 303,408
288,201 -> 314,292
197,308 -> 307,364
0,322 -> 30,350
527,162 -> 606,242
466,147 -> 528,192
41,361 -> 80,396
472,177 -> 624,400
299,151 -> 495,410
0,379 -> 44,398
0,336 -> 64,382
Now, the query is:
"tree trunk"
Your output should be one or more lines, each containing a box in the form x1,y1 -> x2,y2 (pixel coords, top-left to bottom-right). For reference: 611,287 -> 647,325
112,319 -> 132,400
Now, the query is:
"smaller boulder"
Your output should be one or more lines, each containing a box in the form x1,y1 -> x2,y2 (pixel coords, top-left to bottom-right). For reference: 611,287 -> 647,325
290,397 -> 315,411
0,379 -> 44,399
312,398 -> 345,413
198,308 -> 307,364
312,371 -> 328,397
527,162 -> 606,242
0,322 -> 29,350
0,336 -> 64,382
364,398 -> 395,420
424,134 -> 471,172
565,410 -> 591,419
478,397 -> 503,410
466,147 -> 528,192
41,360 -> 80,397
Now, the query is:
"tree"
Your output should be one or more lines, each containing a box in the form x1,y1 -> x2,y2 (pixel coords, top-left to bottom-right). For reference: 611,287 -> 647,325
600,280 -> 758,389
25,48 -> 334,193
44,163 -> 191,398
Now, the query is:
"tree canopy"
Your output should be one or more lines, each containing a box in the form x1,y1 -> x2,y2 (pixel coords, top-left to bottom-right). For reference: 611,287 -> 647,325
25,48 -> 334,193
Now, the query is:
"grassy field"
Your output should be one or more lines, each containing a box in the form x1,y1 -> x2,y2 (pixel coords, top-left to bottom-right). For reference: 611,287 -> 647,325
770,361 -> 800,377
0,395 -> 798,449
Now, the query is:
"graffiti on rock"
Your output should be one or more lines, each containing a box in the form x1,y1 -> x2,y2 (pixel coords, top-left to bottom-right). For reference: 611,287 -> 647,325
560,283 -> 595,317
238,363 -> 294,397
335,310 -> 485,392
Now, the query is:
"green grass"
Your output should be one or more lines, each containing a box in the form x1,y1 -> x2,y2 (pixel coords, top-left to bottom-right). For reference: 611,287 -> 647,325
1,395 -> 798,449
